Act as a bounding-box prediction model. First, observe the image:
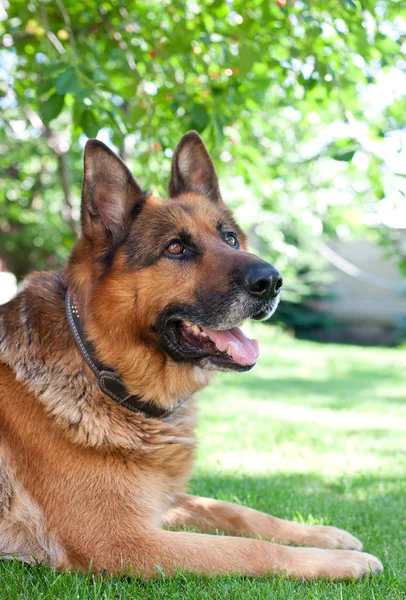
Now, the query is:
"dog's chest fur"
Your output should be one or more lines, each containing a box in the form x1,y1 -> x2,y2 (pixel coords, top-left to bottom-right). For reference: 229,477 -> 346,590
0,274 -> 198,568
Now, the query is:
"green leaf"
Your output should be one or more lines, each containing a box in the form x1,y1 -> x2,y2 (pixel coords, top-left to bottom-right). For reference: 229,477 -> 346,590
80,109 -> 99,137
202,13 -> 214,33
190,103 -> 209,132
39,93 -> 65,123
326,138 -> 359,162
75,87 -> 94,101
55,67 -> 80,95
72,98 -> 84,129
37,78 -> 57,97
239,46 -> 255,77
43,62 -> 65,76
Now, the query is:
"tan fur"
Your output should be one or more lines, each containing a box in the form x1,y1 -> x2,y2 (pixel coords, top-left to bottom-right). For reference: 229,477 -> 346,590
0,442 -> 66,566
0,134 -> 382,579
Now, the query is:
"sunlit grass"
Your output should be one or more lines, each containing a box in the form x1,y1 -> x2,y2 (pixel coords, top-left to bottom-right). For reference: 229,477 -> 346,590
1,327 -> 405,599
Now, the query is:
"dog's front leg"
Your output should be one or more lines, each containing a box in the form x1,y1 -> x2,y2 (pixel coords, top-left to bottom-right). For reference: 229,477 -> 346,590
163,494 -> 363,550
100,529 -> 382,580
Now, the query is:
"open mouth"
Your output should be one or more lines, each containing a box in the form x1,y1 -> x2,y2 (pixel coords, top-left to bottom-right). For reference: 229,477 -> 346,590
161,319 -> 260,372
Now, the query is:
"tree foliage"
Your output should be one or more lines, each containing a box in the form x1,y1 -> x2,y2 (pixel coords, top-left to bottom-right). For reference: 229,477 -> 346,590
1,0 -> 405,313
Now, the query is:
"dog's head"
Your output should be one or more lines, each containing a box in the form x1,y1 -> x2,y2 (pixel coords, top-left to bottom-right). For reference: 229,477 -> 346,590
69,132 -> 282,396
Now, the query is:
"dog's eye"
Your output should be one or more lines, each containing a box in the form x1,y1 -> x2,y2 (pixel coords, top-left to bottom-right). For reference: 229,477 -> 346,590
225,233 -> 238,247
166,242 -> 185,255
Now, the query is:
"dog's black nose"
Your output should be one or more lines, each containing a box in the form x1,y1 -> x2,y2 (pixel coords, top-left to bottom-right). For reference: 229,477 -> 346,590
243,264 -> 283,299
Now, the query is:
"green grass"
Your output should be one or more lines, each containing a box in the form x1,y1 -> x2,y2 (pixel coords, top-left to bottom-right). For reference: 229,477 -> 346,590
1,326 -> 405,599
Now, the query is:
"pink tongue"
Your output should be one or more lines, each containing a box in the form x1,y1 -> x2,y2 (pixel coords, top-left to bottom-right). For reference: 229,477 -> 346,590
200,326 -> 260,366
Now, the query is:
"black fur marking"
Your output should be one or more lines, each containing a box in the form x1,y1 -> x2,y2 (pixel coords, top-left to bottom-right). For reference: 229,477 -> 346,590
124,230 -> 163,271
177,203 -> 193,215
55,273 -> 68,299
0,328 -> 7,348
177,230 -> 198,251
7,489 -> 14,512
124,245 -> 161,270
20,297 -> 32,348
130,193 -> 147,221
99,236 -> 127,269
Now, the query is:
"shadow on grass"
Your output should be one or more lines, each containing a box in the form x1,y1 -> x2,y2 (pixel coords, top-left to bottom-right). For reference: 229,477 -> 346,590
189,471 -> 405,536
217,366 -> 405,410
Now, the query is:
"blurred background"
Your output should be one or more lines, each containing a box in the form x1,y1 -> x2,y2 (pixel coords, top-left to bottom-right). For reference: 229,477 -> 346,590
0,0 -> 405,345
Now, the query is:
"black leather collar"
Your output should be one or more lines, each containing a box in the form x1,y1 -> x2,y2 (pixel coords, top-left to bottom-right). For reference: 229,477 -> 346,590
65,291 -> 184,419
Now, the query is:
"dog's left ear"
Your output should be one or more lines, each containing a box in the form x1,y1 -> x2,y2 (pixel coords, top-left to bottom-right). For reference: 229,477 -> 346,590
168,131 -> 222,203
81,139 -> 145,246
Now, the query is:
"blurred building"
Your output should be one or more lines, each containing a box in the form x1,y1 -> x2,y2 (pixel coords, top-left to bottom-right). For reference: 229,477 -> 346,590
310,233 -> 406,346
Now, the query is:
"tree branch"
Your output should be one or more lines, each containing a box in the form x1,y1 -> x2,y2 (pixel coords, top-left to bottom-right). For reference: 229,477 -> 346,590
56,0 -> 77,56
25,109 -> 77,233
40,1 -> 66,55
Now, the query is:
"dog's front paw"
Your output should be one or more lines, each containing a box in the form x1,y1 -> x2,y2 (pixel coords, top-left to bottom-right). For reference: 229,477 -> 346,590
301,525 -> 363,550
315,549 -> 383,580
283,547 -> 383,580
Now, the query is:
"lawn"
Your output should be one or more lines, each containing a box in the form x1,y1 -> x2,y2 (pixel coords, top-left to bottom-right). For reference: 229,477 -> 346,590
1,326 -> 405,599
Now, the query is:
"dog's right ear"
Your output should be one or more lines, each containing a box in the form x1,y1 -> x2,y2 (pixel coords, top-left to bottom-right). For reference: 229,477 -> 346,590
168,131 -> 222,203
81,140 -> 145,247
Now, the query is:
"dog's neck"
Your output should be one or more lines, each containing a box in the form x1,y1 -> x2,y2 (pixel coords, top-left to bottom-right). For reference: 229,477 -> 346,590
65,291 -> 186,419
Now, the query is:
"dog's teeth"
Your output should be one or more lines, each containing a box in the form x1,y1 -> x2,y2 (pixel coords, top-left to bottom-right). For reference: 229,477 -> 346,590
183,321 -> 205,336
226,345 -> 232,357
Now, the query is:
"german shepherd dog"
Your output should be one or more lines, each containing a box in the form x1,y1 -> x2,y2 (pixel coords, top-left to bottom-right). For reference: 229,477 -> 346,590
0,132 -> 382,579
